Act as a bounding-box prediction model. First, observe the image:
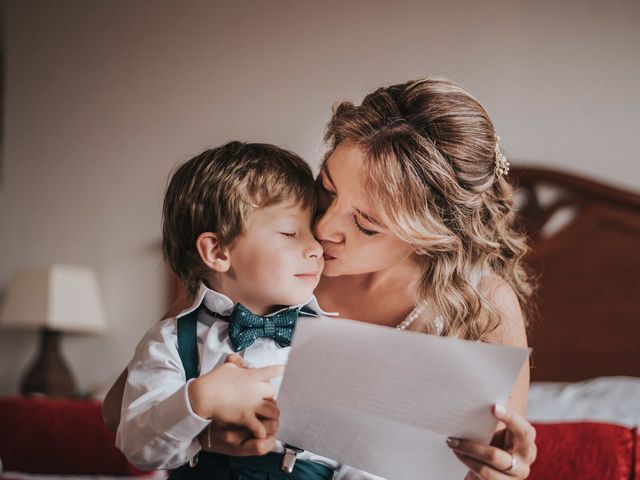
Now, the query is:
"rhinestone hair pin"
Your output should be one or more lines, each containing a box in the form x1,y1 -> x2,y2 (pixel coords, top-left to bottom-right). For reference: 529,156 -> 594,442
494,135 -> 510,177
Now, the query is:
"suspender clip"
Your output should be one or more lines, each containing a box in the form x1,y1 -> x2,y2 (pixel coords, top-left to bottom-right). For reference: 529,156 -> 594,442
280,444 -> 304,473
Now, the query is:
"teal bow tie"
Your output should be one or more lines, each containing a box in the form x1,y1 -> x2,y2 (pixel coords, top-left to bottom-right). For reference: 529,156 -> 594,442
226,303 -> 300,352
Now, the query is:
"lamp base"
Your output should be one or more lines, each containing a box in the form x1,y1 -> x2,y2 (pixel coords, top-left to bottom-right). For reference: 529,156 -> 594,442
21,328 -> 77,397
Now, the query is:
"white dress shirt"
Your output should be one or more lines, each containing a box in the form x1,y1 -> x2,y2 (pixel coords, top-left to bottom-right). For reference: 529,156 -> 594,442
116,282 -> 382,479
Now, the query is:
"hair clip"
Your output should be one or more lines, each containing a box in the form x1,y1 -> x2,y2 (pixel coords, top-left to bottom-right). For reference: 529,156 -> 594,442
494,136 -> 510,177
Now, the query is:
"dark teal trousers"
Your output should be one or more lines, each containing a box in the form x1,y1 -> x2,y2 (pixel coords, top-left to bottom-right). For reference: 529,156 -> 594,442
170,451 -> 334,480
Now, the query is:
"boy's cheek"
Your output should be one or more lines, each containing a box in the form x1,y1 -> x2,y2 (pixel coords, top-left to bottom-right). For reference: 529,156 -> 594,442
318,256 -> 326,272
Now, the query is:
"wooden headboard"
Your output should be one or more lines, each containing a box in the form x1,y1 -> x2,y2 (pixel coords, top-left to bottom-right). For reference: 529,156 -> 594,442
510,166 -> 640,382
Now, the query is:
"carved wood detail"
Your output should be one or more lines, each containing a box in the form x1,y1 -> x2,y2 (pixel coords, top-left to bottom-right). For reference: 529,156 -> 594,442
510,166 -> 640,381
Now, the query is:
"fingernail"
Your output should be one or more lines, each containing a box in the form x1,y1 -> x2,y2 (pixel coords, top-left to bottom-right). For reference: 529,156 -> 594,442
493,403 -> 506,415
446,437 -> 460,448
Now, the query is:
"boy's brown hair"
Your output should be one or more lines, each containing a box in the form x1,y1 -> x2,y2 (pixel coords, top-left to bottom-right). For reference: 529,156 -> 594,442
162,141 -> 315,297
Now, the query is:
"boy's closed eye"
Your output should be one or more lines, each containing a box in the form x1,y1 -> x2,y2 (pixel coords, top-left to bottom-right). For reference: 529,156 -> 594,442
280,232 -> 297,238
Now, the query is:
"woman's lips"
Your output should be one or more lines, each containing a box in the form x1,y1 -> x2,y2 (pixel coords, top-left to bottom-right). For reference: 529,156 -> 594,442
323,253 -> 336,260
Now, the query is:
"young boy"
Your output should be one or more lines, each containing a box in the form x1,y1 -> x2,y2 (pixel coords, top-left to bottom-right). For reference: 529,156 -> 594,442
116,141 -> 339,480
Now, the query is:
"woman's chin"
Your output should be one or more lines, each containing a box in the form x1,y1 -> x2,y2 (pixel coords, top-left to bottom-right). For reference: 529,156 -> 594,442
319,263 -> 343,277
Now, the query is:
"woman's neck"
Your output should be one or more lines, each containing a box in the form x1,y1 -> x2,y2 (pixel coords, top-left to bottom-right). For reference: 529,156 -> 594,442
351,258 -> 422,294
316,257 -> 424,327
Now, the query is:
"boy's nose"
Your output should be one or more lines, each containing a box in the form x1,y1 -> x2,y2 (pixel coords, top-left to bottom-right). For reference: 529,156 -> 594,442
304,237 -> 323,259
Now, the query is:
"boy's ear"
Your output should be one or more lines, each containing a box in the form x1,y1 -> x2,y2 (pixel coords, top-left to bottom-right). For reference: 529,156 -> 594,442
196,232 -> 231,273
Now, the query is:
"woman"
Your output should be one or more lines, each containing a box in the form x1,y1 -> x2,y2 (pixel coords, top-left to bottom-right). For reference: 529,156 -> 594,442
104,77 -> 537,479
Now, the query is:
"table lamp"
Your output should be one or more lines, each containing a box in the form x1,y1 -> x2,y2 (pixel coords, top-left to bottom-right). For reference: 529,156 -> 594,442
0,264 -> 108,397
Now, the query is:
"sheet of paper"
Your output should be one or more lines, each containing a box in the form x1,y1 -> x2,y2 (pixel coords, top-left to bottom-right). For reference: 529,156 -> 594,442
277,317 -> 529,480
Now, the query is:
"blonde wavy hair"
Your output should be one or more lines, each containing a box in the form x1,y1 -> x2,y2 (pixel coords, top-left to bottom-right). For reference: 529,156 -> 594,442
324,77 -> 533,341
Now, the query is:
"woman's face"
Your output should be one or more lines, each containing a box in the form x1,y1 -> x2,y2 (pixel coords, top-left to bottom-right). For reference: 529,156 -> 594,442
314,141 -> 415,277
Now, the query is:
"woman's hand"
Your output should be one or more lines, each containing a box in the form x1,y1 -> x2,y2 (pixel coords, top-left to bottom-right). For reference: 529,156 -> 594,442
447,404 -> 537,479
197,417 -> 279,456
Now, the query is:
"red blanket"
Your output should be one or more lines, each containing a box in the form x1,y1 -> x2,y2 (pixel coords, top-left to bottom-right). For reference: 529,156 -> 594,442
1,396 -> 638,478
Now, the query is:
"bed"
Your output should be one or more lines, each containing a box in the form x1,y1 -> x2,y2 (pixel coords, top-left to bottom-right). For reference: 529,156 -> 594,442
1,165 -> 638,479
511,165 -> 640,479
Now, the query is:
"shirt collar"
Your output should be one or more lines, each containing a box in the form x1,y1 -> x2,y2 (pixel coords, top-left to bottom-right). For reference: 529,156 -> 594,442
175,281 -> 338,321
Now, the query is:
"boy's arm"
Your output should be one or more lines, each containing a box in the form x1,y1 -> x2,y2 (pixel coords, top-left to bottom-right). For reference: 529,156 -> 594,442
103,293 -> 190,433
103,361 -> 283,456
116,320 -> 285,470
115,319 -> 210,470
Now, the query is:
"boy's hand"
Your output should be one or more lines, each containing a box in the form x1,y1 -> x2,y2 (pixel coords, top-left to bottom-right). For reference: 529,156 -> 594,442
188,357 -> 284,439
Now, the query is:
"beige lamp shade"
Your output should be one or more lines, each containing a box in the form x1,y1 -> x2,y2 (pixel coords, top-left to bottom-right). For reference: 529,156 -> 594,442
0,264 -> 108,334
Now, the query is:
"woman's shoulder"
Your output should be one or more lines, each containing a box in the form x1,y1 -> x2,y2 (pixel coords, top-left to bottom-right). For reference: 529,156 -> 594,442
482,273 -> 528,348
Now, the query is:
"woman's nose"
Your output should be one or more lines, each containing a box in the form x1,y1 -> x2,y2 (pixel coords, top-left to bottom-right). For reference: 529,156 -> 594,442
314,204 -> 344,243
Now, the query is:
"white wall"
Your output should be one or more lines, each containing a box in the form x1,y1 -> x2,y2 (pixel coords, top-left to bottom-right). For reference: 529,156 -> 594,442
1,0 -> 638,394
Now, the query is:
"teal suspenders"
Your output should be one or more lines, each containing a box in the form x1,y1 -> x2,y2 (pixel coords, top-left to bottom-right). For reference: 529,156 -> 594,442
177,310 -> 199,381
172,307 -> 334,480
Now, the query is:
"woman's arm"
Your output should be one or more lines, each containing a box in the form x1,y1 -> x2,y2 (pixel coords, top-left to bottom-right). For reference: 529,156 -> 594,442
102,368 -> 127,432
447,277 -> 536,480
488,278 -> 530,416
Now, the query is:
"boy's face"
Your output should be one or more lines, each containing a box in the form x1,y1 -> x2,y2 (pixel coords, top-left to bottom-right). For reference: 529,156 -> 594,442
221,201 -> 324,315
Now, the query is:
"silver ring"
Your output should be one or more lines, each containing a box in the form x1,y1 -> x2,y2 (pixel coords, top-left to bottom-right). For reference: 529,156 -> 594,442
499,454 -> 516,473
